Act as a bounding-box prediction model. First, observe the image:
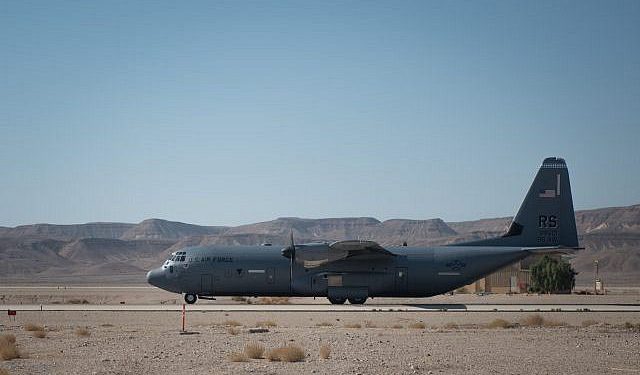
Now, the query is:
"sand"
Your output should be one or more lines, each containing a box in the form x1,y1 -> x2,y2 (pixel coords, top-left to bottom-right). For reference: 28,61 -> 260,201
1,287 -> 639,374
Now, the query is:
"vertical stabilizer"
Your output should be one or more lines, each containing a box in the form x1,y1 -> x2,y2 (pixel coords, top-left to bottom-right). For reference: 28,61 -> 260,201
459,157 -> 579,248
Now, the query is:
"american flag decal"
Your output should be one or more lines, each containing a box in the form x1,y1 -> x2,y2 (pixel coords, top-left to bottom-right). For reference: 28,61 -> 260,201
539,174 -> 561,198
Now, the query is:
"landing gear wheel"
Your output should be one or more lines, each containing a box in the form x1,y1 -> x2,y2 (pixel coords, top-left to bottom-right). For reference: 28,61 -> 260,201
184,293 -> 197,304
348,296 -> 367,305
328,297 -> 347,305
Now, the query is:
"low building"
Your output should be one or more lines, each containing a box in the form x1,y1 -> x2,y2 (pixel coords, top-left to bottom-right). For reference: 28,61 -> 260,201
464,254 -> 560,294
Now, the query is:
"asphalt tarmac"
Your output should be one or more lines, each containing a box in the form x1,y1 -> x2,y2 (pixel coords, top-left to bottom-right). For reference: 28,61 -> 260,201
4,303 -> 640,312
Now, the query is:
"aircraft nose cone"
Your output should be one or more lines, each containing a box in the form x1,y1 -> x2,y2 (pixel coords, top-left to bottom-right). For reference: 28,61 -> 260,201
146,268 -> 165,288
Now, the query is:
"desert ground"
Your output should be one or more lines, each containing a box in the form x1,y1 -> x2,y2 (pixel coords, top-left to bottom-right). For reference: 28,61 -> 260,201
1,288 -> 639,375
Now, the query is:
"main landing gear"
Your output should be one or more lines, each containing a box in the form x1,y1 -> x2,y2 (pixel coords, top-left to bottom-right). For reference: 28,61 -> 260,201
184,293 -> 197,304
327,296 -> 368,305
347,296 -> 367,305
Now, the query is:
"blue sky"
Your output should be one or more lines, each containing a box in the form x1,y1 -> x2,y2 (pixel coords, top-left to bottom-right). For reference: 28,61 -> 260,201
1,1 -> 639,227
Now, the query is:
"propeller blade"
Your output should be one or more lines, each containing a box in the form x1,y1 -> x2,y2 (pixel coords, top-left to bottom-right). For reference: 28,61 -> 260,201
289,230 -> 295,254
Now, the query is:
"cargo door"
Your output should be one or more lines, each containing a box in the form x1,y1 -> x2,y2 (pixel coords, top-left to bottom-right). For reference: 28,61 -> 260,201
395,267 -> 408,294
201,274 -> 213,294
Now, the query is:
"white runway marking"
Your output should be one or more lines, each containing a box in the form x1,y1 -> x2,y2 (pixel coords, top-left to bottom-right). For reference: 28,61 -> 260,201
3,304 -> 639,312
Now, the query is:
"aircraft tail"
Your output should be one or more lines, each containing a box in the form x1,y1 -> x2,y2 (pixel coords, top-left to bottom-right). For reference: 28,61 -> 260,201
459,157 -> 579,248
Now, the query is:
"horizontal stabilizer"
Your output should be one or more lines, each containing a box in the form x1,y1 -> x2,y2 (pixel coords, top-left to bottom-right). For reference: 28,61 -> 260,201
521,246 -> 584,255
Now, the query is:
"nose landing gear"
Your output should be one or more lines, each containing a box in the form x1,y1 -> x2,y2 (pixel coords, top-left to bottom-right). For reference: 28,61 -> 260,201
184,293 -> 197,304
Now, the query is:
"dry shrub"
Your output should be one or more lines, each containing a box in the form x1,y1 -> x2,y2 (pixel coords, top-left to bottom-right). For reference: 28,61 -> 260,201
622,322 -> 640,331
227,327 -> 240,335
224,320 -> 242,327
520,314 -> 545,327
364,320 -> 377,328
0,367 -> 10,375
228,352 -> 248,362
231,296 -> 247,303
267,345 -> 305,362
67,298 -> 89,304
444,322 -> 459,329
24,323 -> 44,332
543,320 -> 567,328
255,320 -> 277,328
75,327 -> 91,337
100,323 -> 114,328
0,335 -> 14,345
581,320 -> 599,328
408,322 -> 426,329
487,319 -> 515,329
344,323 -> 361,329
258,297 -> 290,305
32,330 -> 47,339
319,344 -> 331,359
244,342 -> 265,359
315,322 -> 333,327
391,324 -> 403,329
0,334 -> 21,361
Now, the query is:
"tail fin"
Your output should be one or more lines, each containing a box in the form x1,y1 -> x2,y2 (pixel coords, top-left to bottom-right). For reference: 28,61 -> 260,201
460,157 -> 579,248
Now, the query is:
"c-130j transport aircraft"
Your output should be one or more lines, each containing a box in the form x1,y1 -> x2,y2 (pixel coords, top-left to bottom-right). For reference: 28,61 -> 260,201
147,157 -> 581,304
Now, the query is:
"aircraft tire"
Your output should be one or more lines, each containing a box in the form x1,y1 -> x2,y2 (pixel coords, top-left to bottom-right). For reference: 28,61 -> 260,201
348,297 -> 367,305
184,293 -> 197,304
328,297 -> 346,305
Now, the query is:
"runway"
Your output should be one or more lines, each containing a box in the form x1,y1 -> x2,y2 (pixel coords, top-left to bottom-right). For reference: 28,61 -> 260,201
4,303 -> 640,312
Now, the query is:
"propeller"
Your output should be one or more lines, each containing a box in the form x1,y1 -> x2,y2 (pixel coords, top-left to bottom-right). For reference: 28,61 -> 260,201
282,230 -> 295,294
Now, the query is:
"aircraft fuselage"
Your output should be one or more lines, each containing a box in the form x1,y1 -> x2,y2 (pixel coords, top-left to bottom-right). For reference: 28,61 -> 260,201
147,244 -> 529,300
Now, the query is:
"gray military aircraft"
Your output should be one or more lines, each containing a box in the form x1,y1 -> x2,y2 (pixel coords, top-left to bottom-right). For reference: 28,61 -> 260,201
147,157 -> 580,304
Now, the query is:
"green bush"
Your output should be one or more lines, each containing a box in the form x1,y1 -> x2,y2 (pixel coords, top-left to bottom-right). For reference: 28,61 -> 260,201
529,255 -> 576,294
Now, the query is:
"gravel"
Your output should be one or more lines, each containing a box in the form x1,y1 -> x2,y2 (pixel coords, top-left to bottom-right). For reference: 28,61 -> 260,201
1,310 -> 639,375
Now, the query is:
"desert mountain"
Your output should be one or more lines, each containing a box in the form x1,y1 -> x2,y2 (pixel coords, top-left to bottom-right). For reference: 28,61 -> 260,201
120,218 -> 228,240
1,204 -> 639,286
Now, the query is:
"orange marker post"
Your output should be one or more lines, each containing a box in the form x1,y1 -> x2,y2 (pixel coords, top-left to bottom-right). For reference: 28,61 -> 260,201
182,304 -> 186,332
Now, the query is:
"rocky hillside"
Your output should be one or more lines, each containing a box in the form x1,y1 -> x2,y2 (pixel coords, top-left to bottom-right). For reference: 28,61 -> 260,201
0,222 -> 135,240
120,219 -> 228,240
1,204 -> 639,286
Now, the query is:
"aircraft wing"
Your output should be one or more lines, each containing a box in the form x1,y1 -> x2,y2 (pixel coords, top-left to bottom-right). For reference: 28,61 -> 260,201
329,240 -> 396,258
296,240 -> 395,268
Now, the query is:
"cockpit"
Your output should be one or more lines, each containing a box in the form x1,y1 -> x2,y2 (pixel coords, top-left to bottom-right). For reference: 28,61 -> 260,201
162,251 -> 188,275
163,251 -> 187,268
